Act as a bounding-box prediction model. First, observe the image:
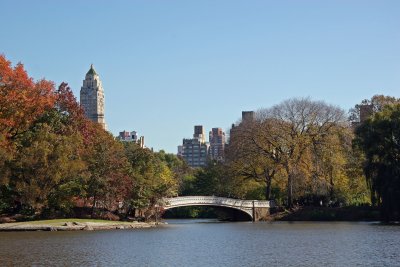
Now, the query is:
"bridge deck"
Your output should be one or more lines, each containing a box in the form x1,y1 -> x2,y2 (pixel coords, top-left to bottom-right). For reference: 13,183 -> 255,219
163,196 -> 272,208
162,196 -> 273,220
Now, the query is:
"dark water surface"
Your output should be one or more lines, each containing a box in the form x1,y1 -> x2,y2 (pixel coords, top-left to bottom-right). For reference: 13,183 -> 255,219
0,220 -> 399,266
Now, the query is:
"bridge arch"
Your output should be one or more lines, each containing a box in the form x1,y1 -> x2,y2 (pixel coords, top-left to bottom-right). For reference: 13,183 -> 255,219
163,202 -> 254,221
162,196 -> 273,221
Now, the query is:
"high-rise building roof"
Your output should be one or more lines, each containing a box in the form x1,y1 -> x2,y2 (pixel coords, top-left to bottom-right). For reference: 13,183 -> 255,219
86,64 -> 98,76
80,64 -> 106,130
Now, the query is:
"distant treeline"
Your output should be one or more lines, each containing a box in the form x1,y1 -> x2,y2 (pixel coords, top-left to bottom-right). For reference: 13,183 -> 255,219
177,96 -> 400,223
1,54 -> 399,222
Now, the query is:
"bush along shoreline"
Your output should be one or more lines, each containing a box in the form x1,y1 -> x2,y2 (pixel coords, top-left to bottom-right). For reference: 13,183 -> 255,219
269,206 -> 381,222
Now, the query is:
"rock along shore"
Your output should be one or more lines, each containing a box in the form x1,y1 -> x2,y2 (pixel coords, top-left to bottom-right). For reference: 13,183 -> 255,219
0,221 -> 160,232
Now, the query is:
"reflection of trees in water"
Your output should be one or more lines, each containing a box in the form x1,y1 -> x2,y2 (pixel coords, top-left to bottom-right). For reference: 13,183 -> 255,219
162,206 -> 252,221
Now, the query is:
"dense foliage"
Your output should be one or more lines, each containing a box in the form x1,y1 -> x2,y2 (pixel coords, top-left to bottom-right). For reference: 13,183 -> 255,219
354,103 -> 400,222
176,99 -> 369,210
219,98 -> 368,207
0,55 -> 186,220
178,96 -> 398,222
1,54 -> 398,222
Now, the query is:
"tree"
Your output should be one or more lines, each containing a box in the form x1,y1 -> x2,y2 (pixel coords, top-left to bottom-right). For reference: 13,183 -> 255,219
0,56 -> 85,215
306,124 -> 368,205
1,54 -> 169,220
10,114 -> 85,213
261,98 -> 347,206
83,127 -> 132,215
354,104 -> 400,222
250,98 -> 347,207
225,98 -> 361,207
0,55 -> 55,142
225,118 -> 282,200
156,150 -> 193,195
0,55 -> 56,188
349,95 -> 400,123
123,142 -> 178,219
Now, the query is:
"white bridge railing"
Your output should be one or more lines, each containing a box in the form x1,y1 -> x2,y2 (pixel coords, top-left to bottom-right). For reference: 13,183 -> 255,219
162,196 -> 273,209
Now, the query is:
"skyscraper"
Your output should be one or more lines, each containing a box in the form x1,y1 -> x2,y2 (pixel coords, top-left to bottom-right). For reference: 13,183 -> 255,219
117,130 -> 145,148
209,128 -> 226,161
193,125 -> 206,143
179,125 -> 209,167
80,64 -> 106,129
229,111 -> 255,145
241,111 -> 255,123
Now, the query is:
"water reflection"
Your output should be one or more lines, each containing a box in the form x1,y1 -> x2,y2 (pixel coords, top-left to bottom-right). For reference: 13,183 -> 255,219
0,220 -> 399,267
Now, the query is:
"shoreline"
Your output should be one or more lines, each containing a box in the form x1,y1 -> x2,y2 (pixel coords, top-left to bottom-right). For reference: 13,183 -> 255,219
0,206 -> 385,231
0,219 -> 160,232
166,206 -> 383,222
267,206 -> 381,222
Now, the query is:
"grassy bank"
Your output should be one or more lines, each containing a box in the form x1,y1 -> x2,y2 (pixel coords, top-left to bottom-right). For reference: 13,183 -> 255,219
0,218 -> 158,231
12,218 -> 136,226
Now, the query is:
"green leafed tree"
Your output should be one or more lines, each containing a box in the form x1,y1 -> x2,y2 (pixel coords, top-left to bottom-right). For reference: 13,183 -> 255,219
9,110 -> 85,214
354,104 -> 400,222
123,142 -> 178,219
83,126 -> 132,216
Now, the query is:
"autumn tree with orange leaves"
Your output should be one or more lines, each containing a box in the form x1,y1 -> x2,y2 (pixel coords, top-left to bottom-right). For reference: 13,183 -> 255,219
0,55 -> 183,220
0,56 -> 55,142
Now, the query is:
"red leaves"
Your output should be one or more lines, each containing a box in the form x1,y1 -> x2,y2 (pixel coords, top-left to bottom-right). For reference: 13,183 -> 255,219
0,55 -> 56,139
55,82 -> 97,145
0,54 -> 136,213
0,56 -> 13,86
56,82 -> 83,118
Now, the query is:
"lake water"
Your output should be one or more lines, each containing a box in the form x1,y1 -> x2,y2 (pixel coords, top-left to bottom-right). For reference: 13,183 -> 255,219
0,219 -> 399,266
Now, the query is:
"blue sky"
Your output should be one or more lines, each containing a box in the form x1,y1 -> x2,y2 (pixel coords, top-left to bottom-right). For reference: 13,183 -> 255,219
1,1 -> 399,153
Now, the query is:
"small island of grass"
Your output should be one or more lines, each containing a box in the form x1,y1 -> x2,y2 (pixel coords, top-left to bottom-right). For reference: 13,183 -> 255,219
0,218 -> 158,232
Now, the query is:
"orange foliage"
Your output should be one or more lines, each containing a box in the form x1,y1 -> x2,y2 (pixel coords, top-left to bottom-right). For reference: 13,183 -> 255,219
0,54 -> 56,140
55,82 -> 96,145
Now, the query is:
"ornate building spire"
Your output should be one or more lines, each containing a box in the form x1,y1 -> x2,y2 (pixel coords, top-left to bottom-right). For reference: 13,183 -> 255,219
86,64 -> 97,76
80,64 -> 106,129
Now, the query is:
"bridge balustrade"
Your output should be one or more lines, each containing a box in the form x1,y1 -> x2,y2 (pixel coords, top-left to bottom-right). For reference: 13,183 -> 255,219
163,196 -> 272,208
161,196 -> 274,221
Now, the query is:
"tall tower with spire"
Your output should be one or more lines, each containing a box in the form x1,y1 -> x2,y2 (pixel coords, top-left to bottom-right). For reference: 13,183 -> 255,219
80,64 -> 106,129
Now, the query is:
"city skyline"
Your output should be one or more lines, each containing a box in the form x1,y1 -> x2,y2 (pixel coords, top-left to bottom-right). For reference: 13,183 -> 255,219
1,1 -> 399,153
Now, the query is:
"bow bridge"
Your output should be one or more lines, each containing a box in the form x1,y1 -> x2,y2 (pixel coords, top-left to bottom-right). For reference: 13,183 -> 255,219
162,196 -> 274,221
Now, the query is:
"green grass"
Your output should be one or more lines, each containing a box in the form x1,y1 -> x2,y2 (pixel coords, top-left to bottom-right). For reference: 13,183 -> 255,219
12,218 -> 135,226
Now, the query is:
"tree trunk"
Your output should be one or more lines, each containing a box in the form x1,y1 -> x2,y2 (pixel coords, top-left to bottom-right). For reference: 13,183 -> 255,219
265,180 -> 271,200
264,169 -> 273,200
287,173 -> 293,208
91,194 -> 96,218
284,164 -> 293,208
329,167 -> 334,200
